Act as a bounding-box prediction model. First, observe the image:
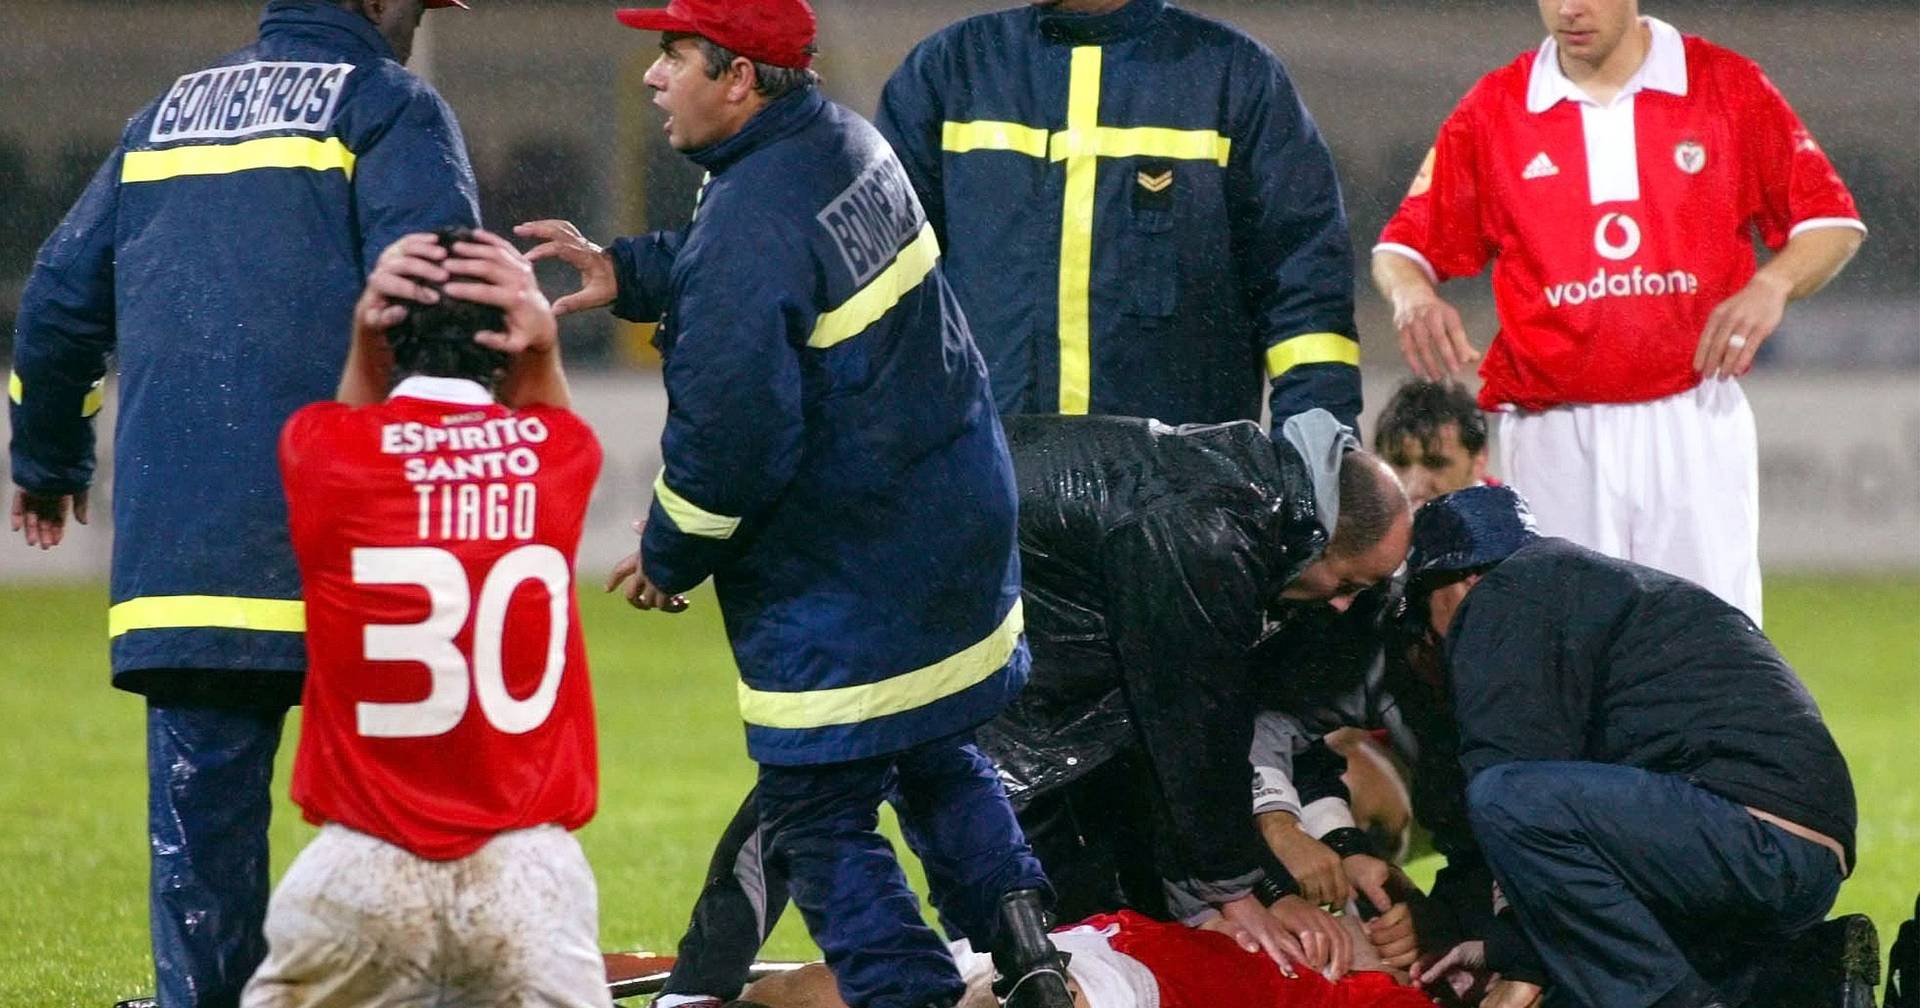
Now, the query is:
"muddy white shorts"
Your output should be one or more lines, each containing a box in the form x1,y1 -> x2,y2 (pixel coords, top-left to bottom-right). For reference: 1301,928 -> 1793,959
1497,378 -> 1762,624
241,823 -> 610,1008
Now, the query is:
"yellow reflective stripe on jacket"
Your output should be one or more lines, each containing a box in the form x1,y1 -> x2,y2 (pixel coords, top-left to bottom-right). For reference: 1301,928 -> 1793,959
10,374 -> 107,415
1264,332 -> 1360,379
738,600 -> 1024,730
108,596 -> 306,639
120,136 -> 357,184
1064,126 -> 1231,167
942,120 -> 1050,158
809,225 -> 941,349
1054,45 -> 1103,415
653,470 -> 741,540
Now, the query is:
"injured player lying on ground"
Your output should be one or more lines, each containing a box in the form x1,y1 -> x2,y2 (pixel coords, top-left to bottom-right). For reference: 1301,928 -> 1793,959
727,909 -> 1438,1008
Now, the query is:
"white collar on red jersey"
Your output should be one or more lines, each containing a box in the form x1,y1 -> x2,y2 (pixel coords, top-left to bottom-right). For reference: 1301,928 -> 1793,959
389,375 -> 492,406
1527,16 -> 1687,113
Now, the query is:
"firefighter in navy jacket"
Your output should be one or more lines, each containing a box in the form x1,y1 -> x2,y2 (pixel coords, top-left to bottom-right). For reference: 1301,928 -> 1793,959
874,0 -> 1361,431
7,1 -> 477,1003
539,3 -> 1071,1006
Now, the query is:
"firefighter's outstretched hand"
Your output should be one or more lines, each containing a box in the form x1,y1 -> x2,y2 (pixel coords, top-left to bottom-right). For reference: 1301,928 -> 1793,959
10,488 -> 87,549
516,219 -> 618,317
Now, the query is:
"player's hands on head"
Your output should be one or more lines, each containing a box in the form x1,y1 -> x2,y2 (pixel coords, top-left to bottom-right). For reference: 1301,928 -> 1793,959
1391,285 -> 1479,381
359,232 -> 452,335
605,522 -> 690,613
9,488 -> 88,549
1363,898 -> 1419,970
1268,893 -> 1353,979
1693,272 -> 1789,380
438,229 -> 558,357
515,219 -> 618,317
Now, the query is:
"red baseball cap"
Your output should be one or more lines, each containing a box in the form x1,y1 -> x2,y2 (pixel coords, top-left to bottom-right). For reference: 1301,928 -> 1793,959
615,0 -> 817,70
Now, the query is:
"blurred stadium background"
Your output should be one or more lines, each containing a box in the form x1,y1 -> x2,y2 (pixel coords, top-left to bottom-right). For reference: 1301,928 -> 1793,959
0,0 -> 1914,1002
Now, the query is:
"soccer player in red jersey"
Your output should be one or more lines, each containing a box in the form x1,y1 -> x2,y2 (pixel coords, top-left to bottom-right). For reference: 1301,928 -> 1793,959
1372,0 -> 1864,626
243,229 -> 609,1008
735,910 -> 1438,1008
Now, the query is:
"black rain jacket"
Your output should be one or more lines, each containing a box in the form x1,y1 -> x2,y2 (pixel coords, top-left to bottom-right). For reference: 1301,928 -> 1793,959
979,413 -> 1329,903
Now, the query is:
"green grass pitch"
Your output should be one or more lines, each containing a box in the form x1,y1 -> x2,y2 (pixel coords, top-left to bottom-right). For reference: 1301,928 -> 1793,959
0,576 -> 1913,1004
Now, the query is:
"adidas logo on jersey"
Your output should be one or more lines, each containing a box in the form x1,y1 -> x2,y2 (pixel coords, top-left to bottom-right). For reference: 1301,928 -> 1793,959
1522,152 -> 1559,180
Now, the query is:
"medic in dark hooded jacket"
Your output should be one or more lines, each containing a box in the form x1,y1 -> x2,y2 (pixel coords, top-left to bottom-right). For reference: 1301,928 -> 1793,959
9,0 -> 480,702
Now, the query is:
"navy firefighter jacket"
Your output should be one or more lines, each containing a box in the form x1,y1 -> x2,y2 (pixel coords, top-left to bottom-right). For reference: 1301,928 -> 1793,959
8,0 -> 479,699
875,0 -> 1361,431
610,87 -> 1029,767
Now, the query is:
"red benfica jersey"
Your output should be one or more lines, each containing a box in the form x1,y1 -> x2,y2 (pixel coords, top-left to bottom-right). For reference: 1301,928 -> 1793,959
1081,912 -> 1436,1008
279,376 -> 603,860
1378,19 -> 1863,412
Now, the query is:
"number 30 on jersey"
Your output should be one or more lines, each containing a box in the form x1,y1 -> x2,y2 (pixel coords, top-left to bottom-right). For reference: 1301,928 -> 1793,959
351,544 -> 571,738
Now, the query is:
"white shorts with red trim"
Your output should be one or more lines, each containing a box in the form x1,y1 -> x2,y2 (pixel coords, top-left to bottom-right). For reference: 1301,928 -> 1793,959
1497,377 -> 1762,624
241,823 -> 609,1008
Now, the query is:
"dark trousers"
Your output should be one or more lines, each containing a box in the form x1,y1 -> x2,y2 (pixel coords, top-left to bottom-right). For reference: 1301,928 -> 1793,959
755,732 -> 1049,1008
1467,761 -> 1843,1008
663,751 -> 1158,1002
147,702 -> 288,1008
1013,754 -> 1169,923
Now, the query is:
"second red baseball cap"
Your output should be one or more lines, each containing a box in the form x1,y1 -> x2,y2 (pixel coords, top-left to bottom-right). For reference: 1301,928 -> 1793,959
615,0 -> 817,70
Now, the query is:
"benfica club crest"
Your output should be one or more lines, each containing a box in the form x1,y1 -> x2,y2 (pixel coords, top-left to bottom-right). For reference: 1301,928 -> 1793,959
1674,140 -> 1707,175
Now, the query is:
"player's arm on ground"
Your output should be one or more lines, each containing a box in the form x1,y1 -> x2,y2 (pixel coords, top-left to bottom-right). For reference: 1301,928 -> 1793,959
640,221 -> 809,596
9,145 -> 124,547
1695,62 -> 1865,378
1373,91 -> 1494,381
873,35 -> 949,245
343,72 -> 481,269
1225,43 -> 1360,431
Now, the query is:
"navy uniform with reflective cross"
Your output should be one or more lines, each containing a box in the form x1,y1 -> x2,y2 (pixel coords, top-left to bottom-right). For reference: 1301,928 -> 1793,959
7,2 -> 478,1004
609,84 -> 1047,1008
876,0 -> 1361,431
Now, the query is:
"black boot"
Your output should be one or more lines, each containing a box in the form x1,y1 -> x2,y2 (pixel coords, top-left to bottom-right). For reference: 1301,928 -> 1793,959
989,889 -> 1075,1008
1754,914 -> 1881,1008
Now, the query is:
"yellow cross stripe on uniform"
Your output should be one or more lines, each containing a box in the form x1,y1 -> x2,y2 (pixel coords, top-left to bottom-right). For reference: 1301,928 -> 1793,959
121,136 -> 357,184
738,600 -> 1024,730
939,47 -> 1234,415
809,225 -> 941,349
1264,332 -> 1361,380
108,596 -> 306,639
653,470 -> 741,540
6,372 -> 20,406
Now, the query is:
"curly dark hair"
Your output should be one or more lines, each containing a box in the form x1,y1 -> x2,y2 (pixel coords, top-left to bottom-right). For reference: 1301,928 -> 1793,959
388,227 -> 510,387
